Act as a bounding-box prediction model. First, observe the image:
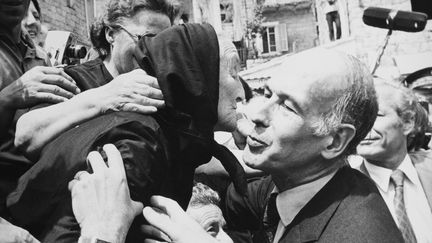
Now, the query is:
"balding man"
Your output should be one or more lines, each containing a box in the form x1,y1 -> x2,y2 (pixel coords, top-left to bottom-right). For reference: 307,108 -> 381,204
65,49 -> 405,243
223,49 -> 403,243
356,80 -> 432,243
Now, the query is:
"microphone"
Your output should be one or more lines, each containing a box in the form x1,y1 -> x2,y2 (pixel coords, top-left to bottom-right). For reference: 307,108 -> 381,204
363,7 -> 428,32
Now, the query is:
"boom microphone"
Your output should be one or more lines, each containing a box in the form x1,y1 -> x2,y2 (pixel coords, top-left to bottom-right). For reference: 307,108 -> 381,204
363,7 -> 428,32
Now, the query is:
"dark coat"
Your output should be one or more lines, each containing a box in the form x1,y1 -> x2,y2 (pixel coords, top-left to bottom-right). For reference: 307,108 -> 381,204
224,166 -> 404,243
7,23 -> 245,242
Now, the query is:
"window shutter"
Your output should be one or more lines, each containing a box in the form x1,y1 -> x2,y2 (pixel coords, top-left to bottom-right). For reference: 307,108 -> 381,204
278,23 -> 288,52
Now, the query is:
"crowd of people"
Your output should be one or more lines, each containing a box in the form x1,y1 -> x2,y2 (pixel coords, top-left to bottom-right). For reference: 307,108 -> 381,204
1,0 -> 431,243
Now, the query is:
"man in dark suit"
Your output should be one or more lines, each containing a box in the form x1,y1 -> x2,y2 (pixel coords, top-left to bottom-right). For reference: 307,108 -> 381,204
356,79 -> 432,242
222,49 -> 403,243
65,49 -> 405,243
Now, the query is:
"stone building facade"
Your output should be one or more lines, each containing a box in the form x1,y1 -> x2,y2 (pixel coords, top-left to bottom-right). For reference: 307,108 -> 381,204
37,0 -> 432,76
315,0 -> 432,77
39,0 -> 92,46
261,1 -> 318,54
346,0 -> 432,76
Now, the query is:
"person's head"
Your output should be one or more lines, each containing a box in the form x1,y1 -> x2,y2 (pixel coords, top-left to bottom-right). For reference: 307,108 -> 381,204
357,79 -> 419,168
21,0 -> 41,42
91,0 -> 180,75
214,37 -> 245,132
187,183 -> 233,243
242,49 -> 377,186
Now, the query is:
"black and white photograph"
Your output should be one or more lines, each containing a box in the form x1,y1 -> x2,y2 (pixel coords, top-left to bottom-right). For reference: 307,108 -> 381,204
1,0 -> 431,242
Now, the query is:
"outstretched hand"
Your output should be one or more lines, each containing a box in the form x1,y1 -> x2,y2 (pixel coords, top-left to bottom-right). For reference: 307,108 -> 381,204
68,144 -> 143,243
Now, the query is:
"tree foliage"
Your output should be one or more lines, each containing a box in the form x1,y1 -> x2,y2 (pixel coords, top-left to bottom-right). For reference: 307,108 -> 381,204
247,0 -> 265,35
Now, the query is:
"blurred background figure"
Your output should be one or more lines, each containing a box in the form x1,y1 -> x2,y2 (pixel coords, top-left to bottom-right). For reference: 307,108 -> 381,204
22,0 -> 42,44
356,79 -> 432,243
21,0 -> 49,52
320,0 -> 341,41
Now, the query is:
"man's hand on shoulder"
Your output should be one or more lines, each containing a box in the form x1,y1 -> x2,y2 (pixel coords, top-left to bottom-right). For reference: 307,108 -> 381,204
0,66 -> 80,109
68,144 -> 143,243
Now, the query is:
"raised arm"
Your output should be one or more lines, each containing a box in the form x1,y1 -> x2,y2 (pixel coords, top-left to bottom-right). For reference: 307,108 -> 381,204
15,69 -> 164,159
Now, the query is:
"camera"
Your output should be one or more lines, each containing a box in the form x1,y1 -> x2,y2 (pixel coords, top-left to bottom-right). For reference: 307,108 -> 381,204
65,44 -> 87,59
45,31 -> 88,65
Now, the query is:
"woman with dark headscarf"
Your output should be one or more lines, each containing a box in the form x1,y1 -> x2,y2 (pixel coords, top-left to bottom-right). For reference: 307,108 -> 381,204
8,23 -> 247,242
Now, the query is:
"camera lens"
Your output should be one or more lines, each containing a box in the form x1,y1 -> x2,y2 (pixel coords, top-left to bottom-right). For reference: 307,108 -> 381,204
65,45 -> 87,59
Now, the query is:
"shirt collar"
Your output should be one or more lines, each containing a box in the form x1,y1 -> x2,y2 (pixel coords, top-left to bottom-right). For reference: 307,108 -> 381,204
398,154 -> 421,186
272,171 -> 337,227
364,154 -> 421,192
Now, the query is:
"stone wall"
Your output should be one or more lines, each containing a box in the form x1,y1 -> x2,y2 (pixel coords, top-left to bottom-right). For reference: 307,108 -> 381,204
39,0 -> 90,46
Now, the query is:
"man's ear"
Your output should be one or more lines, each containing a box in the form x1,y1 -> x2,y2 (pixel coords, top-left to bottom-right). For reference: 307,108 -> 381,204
402,115 -> 415,136
321,124 -> 356,160
105,27 -> 115,44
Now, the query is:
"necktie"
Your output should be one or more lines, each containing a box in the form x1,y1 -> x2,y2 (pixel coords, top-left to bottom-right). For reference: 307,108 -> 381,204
390,169 -> 417,243
262,192 -> 279,243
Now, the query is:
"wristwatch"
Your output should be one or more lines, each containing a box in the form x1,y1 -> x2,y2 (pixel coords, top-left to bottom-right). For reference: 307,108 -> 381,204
78,236 -> 111,243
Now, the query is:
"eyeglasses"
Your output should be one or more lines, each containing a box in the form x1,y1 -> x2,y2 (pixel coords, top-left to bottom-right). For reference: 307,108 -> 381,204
112,24 -> 150,42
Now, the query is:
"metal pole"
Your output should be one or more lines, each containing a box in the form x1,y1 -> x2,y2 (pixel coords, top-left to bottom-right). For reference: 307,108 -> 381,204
371,28 -> 392,75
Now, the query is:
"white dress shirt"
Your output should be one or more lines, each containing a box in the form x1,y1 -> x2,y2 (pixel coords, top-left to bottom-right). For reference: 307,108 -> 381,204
365,155 -> 432,243
272,171 -> 336,243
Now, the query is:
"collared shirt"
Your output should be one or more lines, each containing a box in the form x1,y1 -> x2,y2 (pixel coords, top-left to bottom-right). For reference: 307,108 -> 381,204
272,171 -> 337,243
365,155 -> 432,243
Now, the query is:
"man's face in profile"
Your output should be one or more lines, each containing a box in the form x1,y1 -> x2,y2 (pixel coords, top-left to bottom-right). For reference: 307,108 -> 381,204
357,84 -> 407,162
242,50 -> 343,176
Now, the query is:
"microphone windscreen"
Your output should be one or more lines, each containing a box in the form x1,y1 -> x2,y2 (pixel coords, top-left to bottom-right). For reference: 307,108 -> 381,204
363,7 -> 428,32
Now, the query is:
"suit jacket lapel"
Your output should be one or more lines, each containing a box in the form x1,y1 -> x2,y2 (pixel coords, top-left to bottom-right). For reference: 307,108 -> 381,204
410,152 -> 432,210
278,167 -> 348,243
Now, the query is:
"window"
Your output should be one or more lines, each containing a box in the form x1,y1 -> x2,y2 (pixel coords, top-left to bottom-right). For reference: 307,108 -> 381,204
262,26 -> 276,53
262,23 -> 289,54
268,27 -> 276,52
